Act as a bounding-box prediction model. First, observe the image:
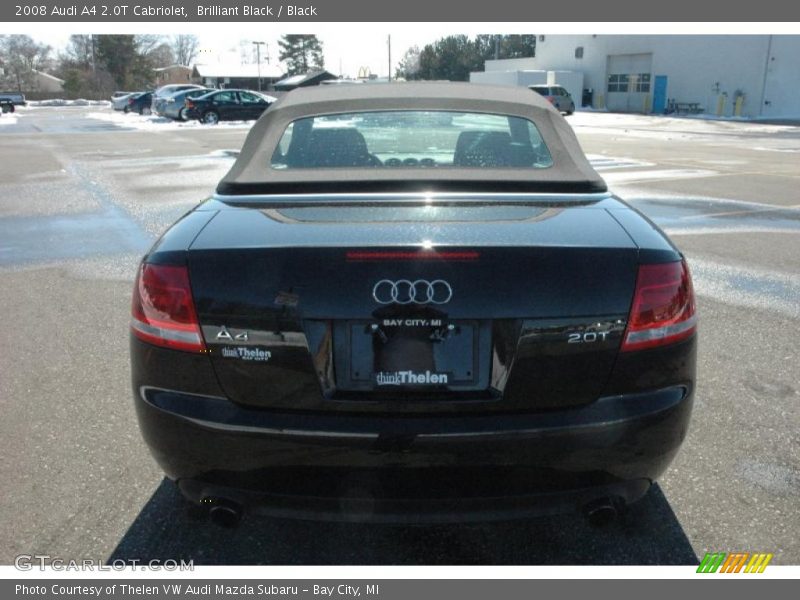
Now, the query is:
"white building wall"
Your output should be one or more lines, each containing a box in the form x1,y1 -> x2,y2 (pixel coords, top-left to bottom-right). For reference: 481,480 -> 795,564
481,35 -> 800,117
470,70 -> 548,87
761,36 -> 800,118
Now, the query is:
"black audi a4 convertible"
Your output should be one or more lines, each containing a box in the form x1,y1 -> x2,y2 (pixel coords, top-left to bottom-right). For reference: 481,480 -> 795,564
130,83 -> 696,526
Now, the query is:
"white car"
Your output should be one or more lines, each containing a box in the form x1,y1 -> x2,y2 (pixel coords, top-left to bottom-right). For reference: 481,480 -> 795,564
529,85 -> 576,115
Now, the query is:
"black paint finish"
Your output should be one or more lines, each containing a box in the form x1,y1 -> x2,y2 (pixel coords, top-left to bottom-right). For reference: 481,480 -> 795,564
130,194 -> 694,520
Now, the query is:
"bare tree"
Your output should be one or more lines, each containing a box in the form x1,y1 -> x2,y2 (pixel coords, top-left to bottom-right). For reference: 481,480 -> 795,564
0,35 -> 52,91
134,35 -> 164,57
395,45 -> 421,80
172,35 -> 199,66
148,43 -> 175,68
238,40 -> 254,65
63,34 -> 94,68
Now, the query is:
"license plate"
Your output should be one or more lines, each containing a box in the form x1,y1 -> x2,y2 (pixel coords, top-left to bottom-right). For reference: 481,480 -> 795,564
346,320 -> 477,389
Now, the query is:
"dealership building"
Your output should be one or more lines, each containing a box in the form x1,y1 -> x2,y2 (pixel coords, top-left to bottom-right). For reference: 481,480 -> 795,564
470,35 -> 800,118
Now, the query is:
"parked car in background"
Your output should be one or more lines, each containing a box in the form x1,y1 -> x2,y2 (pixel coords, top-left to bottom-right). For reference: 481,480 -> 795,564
529,85 -> 576,115
185,89 -> 276,124
112,92 -> 140,111
152,84 -> 205,113
124,92 -> 154,115
158,88 -> 213,121
0,91 -> 26,112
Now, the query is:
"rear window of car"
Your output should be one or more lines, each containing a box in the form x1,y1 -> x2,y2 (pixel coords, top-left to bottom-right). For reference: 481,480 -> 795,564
270,111 -> 553,170
210,91 -> 236,102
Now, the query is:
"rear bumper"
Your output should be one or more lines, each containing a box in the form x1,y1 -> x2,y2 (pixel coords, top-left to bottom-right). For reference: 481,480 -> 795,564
133,383 -> 693,522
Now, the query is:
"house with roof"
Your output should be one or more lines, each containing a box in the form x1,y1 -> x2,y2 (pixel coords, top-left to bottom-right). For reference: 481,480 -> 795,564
191,63 -> 285,90
153,65 -> 193,86
27,70 -> 64,92
0,60 -> 64,93
273,70 -> 338,91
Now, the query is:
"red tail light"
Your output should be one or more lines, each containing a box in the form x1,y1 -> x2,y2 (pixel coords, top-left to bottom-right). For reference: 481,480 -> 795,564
346,250 -> 479,262
128,98 -> 134,105
185,100 -> 194,109
131,264 -> 206,353
546,96 -> 556,104
621,259 -> 697,352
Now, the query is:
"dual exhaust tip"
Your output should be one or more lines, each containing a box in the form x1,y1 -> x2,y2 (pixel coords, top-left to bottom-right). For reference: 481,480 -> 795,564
203,497 -> 243,528
582,496 -> 625,527
199,495 -> 624,528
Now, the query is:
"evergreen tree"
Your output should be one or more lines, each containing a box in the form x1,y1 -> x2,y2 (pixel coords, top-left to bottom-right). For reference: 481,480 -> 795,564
413,34 -> 536,82
278,35 -> 324,76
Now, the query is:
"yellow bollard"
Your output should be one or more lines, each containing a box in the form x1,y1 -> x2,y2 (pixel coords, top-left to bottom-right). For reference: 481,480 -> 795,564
716,94 -> 726,116
643,95 -> 652,114
734,96 -> 744,117
595,94 -> 604,109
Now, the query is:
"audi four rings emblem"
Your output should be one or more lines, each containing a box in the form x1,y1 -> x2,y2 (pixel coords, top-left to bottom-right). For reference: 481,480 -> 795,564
372,279 -> 453,305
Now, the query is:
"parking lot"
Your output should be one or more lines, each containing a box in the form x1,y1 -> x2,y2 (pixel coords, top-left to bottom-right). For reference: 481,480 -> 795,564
0,104 -> 798,565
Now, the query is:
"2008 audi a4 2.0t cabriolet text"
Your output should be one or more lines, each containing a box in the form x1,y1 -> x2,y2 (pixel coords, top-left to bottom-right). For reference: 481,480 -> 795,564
130,83 -> 697,526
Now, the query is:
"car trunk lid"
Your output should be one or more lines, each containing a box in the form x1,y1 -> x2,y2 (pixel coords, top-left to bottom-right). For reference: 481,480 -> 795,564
187,200 -> 639,414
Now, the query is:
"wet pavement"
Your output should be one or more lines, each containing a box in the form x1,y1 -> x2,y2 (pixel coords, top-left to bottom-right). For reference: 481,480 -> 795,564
0,106 -> 798,565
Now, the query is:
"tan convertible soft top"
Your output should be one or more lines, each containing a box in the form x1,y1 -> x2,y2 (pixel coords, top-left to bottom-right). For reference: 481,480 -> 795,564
216,82 -> 606,195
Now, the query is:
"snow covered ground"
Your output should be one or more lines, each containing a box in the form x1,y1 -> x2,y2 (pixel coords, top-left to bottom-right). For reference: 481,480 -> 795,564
569,110 -> 800,147
85,106 -> 799,150
4,104 -> 798,156
86,109 -> 255,130
27,99 -> 111,107
570,110 -> 798,133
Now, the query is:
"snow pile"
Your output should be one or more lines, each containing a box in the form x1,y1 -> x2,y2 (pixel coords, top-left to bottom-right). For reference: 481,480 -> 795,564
570,110 -> 799,147
86,110 -> 255,131
0,114 -> 19,126
571,110 -> 798,134
28,99 -> 112,107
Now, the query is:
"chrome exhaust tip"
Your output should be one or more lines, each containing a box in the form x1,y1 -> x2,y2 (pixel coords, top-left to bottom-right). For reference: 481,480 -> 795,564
582,497 -> 622,527
205,498 -> 243,528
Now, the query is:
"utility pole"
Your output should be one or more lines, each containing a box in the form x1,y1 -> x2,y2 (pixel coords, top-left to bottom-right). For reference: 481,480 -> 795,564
387,34 -> 391,82
252,41 -> 265,91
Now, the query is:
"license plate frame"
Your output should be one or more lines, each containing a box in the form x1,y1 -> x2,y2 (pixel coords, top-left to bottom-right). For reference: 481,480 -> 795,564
333,319 -> 487,392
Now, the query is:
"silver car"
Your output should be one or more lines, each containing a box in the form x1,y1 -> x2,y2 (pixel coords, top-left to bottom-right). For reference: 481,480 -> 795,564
111,92 -> 137,111
529,85 -> 576,115
159,88 -> 214,121
151,84 -> 205,114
